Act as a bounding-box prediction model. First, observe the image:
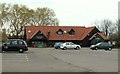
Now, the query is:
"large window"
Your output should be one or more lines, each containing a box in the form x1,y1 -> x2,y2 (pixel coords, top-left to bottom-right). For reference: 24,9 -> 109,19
56,29 -> 63,35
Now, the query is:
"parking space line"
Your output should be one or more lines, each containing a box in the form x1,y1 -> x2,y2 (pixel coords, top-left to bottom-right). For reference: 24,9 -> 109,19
25,54 -> 29,62
15,54 -> 24,55
2,53 -> 29,62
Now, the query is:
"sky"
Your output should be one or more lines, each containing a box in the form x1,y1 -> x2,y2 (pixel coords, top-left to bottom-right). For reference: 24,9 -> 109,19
0,0 -> 120,27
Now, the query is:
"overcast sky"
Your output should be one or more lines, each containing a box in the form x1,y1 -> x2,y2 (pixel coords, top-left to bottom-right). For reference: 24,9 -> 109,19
1,0 -> 120,27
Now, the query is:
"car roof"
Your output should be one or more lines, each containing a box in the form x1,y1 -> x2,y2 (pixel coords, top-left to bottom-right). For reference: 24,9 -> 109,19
65,42 -> 72,43
100,42 -> 107,43
56,42 -> 63,43
8,39 -> 24,41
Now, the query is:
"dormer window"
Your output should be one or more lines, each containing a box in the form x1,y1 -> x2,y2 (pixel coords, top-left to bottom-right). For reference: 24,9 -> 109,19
56,29 -> 63,35
68,29 -> 75,35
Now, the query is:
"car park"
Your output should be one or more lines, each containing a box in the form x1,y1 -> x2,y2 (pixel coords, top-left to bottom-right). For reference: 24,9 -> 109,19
54,42 -> 64,49
60,42 -> 81,50
2,39 -> 28,53
90,42 -> 112,51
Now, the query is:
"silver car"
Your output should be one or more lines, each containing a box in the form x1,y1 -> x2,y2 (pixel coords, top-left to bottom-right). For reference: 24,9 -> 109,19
60,42 -> 81,50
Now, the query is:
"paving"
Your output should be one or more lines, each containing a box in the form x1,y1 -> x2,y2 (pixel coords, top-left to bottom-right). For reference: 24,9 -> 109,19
2,48 -> 118,72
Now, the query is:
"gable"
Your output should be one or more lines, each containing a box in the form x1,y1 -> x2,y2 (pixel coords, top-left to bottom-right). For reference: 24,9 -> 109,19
31,31 -> 47,40
90,32 -> 109,40
97,33 -> 109,40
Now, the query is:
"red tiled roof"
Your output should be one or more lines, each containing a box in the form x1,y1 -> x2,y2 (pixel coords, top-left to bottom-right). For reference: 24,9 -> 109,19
97,32 -> 109,40
25,26 -> 96,40
80,27 -> 96,40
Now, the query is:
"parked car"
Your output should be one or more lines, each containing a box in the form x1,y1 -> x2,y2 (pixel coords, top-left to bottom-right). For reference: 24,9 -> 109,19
54,42 -> 64,49
60,42 -> 81,50
2,39 -> 28,53
90,42 -> 112,51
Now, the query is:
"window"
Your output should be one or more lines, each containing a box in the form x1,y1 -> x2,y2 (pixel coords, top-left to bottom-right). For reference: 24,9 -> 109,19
6,41 -> 10,45
70,42 -> 74,45
56,29 -> 63,35
11,41 -> 18,45
66,43 -> 69,45
19,41 -> 23,45
68,29 -> 75,35
57,31 -> 63,35
36,36 -> 44,39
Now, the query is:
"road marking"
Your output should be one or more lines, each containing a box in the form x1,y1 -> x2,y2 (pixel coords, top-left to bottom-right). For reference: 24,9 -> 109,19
25,54 -> 29,62
16,54 -> 24,55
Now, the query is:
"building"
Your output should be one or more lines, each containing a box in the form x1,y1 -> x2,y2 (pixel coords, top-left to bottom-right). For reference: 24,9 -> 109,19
24,26 -> 109,47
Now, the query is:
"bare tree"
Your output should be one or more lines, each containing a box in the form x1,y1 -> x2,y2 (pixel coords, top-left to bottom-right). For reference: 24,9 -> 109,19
116,20 -> 120,47
95,19 -> 116,37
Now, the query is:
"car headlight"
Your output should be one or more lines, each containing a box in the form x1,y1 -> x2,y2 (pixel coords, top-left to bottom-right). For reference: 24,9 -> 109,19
90,45 -> 95,48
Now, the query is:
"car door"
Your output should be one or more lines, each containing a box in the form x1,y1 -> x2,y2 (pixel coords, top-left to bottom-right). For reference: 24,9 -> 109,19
10,40 -> 18,51
66,43 -> 71,48
18,40 -> 25,49
97,43 -> 104,49
99,43 -> 105,49
104,43 -> 109,49
69,42 -> 75,49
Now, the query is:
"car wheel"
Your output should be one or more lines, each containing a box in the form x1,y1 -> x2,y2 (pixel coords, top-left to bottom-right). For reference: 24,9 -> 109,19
55,47 -> 58,49
95,47 -> 98,50
63,47 -> 67,50
57,47 -> 60,49
108,48 -> 112,51
105,49 -> 107,51
4,46 -> 8,49
19,49 -> 23,53
105,49 -> 108,51
76,46 -> 80,50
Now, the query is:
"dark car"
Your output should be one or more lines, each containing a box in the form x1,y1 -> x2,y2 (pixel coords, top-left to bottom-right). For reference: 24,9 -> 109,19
2,39 -> 28,53
90,42 -> 112,51
54,42 -> 64,49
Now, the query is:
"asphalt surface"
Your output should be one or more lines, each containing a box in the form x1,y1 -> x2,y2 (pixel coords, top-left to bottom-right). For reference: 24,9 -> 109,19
2,48 -> 118,72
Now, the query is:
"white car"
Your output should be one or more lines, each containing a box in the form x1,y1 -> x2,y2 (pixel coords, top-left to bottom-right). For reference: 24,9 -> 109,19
60,42 -> 81,50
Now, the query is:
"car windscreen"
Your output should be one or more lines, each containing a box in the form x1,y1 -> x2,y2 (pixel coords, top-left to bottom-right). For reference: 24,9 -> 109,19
96,43 -> 101,46
23,41 -> 27,45
55,42 -> 63,45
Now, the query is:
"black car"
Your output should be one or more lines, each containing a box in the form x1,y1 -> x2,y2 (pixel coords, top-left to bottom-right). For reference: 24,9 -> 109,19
2,39 -> 28,53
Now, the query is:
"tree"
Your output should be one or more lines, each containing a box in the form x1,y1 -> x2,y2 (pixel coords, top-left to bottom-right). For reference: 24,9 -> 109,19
8,4 -> 32,37
1,3 -> 59,38
2,28 -> 7,41
0,3 -> 9,30
115,20 -> 120,47
95,19 -> 116,37
116,20 -> 120,38
32,7 -> 59,26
